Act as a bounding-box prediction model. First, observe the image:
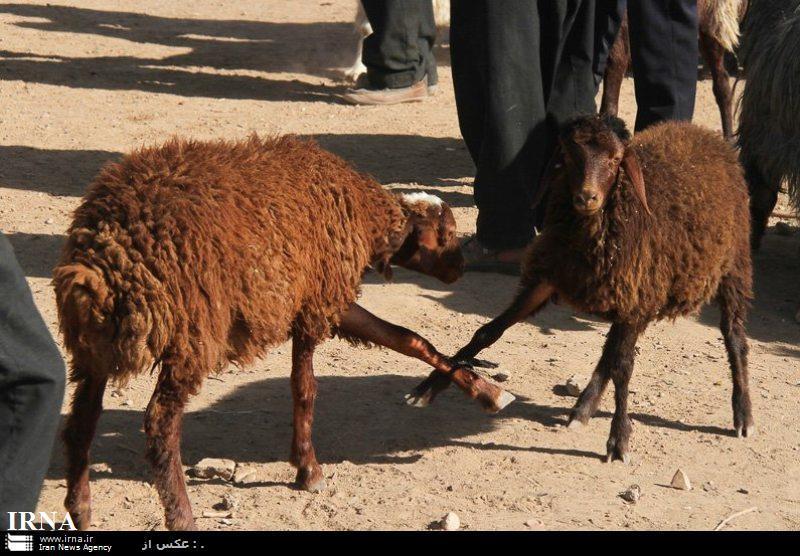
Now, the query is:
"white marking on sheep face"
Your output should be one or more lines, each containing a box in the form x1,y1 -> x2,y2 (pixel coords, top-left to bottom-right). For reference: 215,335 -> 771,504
401,192 -> 444,208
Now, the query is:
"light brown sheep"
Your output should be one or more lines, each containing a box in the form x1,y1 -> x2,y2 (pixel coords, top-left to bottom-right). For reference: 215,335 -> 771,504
54,135 -> 512,530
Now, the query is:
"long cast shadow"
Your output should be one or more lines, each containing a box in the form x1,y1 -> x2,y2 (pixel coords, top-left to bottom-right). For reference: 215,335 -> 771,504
5,233 -> 65,279
46,373 -> 740,484
312,134 -> 473,187
0,4 -> 449,102
0,145 -> 120,196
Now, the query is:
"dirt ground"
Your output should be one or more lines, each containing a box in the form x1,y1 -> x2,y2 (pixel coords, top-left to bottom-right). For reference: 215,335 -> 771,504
1,0 -> 799,531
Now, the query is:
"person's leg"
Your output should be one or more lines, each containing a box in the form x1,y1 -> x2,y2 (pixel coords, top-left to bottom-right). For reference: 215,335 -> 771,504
466,0 -> 545,252
361,0 -> 436,89
0,234 -> 65,527
628,0 -> 698,131
450,0 -> 487,171
543,1 -> 598,123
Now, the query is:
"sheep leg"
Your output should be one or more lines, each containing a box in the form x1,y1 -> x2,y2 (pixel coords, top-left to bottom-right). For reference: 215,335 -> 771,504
567,323 -> 631,428
290,332 -> 326,492
600,22 -> 628,117
407,281 -> 555,408
743,159 -> 780,249
63,371 -> 107,530
145,365 -> 195,531
338,304 -> 514,413
344,2 -> 370,81
603,322 -> 645,464
699,31 -> 733,141
718,275 -> 755,438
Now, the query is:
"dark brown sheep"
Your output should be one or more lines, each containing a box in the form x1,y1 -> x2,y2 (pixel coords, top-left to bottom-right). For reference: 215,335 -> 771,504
54,135 -> 512,531
738,1 -> 800,255
408,115 -> 754,463
601,0 -> 745,140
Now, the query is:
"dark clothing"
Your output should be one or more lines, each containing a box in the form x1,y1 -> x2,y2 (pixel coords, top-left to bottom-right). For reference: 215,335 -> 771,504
0,233 -> 65,529
451,0 -> 598,249
629,0 -> 698,130
599,0 -> 699,131
361,0 -> 438,89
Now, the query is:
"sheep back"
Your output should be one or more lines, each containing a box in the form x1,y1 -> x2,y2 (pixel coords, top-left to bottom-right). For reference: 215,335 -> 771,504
56,135 -> 405,388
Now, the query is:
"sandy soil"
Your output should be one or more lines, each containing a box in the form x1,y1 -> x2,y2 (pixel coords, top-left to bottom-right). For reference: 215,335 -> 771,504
1,0 -> 798,531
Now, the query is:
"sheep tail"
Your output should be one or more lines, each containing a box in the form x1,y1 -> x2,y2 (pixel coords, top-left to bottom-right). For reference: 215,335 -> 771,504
53,263 -> 113,351
701,0 -> 744,52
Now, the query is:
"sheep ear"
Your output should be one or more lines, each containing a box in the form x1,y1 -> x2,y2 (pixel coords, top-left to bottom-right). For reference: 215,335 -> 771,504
622,148 -> 651,215
374,218 -> 412,281
532,145 -> 563,209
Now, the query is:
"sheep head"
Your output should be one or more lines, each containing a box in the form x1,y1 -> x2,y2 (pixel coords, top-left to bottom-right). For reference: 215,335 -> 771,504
535,114 -> 650,217
391,192 -> 464,284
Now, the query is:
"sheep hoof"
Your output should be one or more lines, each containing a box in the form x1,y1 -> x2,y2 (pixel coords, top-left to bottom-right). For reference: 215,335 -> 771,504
567,418 -> 584,430
404,391 -> 431,408
165,514 -> 197,531
303,477 -> 327,493
71,509 -> 92,531
457,357 -> 499,369
605,439 -> 630,464
736,424 -> 756,438
295,467 -> 326,493
480,389 -> 515,414
604,450 -> 631,465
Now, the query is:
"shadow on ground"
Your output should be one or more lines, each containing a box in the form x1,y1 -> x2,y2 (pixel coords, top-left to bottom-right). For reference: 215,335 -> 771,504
0,3 -> 449,102
6,232 -> 65,278
46,372 -> 737,484
0,145 -> 120,196
312,134 -> 473,188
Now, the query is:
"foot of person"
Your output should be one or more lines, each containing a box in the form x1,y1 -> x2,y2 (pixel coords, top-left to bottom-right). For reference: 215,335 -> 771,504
461,235 -> 526,275
340,77 -> 428,106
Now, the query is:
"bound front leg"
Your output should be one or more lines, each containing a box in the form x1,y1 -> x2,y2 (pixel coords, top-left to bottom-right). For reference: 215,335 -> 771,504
337,304 -> 514,413
408,280 -> 556,407
290,332 -> 325,492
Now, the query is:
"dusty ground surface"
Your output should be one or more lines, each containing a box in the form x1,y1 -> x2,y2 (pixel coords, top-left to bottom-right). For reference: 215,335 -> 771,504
1,0 -> 798,531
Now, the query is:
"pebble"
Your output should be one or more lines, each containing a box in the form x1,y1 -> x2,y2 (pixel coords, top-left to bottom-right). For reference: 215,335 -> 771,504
89,463 -> 112,474
565,375 -> 583,397
492,372 -> 509,383
202,510 -> 232,518
524,518 -> 545,529
217,493 -> 238,511
232,467 -> 257,485
121,399 -> 133,407
191,458 -> 237,481
671,469 -> 692,490
619,484 -> 641,503
439,512 -> 460,531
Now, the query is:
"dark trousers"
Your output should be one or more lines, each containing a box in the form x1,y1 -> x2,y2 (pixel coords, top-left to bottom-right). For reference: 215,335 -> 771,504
361,0 -> 438,89
601,0 -> 698,131
0,234 -> 65,529
451,0 -> 597,249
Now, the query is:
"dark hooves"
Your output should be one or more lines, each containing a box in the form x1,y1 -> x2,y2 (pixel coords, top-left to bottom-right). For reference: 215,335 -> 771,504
605,438 -> 631,464
455,357 -> 499,369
